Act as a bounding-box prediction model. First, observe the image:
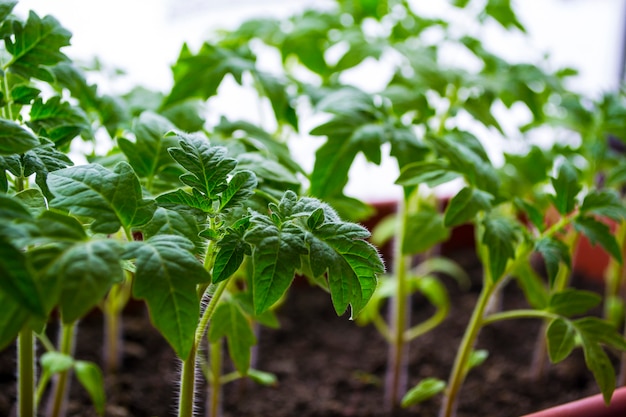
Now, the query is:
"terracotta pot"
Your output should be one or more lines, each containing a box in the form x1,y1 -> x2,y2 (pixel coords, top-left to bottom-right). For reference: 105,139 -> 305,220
520,387 -> 626,417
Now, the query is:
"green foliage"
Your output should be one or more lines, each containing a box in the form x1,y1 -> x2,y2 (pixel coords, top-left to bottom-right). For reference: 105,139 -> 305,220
1,0 -> 626,416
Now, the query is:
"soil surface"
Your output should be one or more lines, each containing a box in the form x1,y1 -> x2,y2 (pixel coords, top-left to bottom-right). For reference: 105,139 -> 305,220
0,248 -> 615,417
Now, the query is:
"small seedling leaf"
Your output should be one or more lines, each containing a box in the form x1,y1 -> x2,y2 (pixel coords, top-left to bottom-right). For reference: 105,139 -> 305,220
395,160 -> 459,188
41,351 -> 74,374
74,360 -> 106,416
247,369 -> 278,387
401,378 -> 446,407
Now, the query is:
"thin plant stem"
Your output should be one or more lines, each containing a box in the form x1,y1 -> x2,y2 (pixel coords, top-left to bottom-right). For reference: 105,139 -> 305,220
385,196 -> 411,411
179,344 -> 199,417
47,321 -> 77,417
178,279 -> 230,417
439,280 -> 495,417
102,269 -> 133,374
17,329 -> 35,417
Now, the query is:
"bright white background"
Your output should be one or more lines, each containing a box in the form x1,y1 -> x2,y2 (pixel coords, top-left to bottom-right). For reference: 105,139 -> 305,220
14,0 -> 626,201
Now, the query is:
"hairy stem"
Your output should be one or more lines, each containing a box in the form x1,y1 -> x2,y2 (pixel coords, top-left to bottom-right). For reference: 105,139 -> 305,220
179,344 -> 198,417
178,279 -> 230,417
17,329 -> 35,417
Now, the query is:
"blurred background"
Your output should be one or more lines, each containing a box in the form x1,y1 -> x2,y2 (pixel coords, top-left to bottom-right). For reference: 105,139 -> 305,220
14,0 -> 626,200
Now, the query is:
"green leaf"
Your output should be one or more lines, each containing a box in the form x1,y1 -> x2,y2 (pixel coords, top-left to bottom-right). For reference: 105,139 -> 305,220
22,137 -> 73,198
168,133 -> 237,198
4,11 -> 72,82
164,43 -> 255,107
572,317 -> 626,403
403,206 -> 450,254
27,96 -> 91,146
481,216 -> 518,282
219,170 -> 257,211
50,62 -> 100,112
253,71 -> 298,129
467,349 -> 489,370
431,133 -> 499,195
463,95 -> 503,133
213,228 -> 252,283
37,210 -> 87,242
74,361 -> 106,416
484,0 -> 526,32
245,213 -> 308,314
0,119 -> 40,155
546,317 -> 576,363
308,221 -> 383,316
547,289 -> 601,317
208,298 -> 256,375
444,187 -> 493,227
125,235 -> 210,359
574,215 -> 622,263
396,160 -> 460,188
143,206 -> 203,253
0,290 -> 29,349
156,188 -> 213,213
580,189 -> 626,221
11,84 -> 41,105
50,239 -> 125,323
48,162 -> 156,234
14,188 -> 46,217
513,198 -> 545,231
551,160 -> 580,215
247,369 -> 278,386
0,1 -> 17,22
41,351 -> 74,374
117,111 -> 178,179
534,237 -> 571,287
401,378 -> 446,407
0,238 -> 46,317
234,152 -> 300,188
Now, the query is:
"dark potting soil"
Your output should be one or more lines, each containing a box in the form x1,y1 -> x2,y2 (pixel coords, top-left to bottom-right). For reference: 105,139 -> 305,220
0,248 -> 613,417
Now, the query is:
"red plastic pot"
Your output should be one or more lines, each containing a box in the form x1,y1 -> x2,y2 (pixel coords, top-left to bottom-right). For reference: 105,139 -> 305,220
520,387 -> 626,417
